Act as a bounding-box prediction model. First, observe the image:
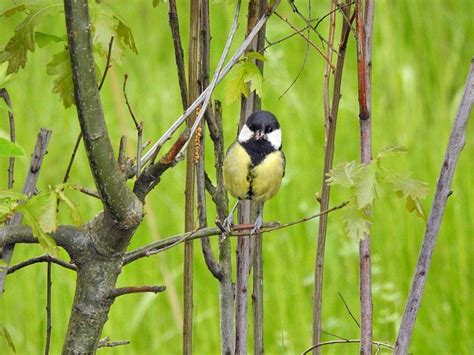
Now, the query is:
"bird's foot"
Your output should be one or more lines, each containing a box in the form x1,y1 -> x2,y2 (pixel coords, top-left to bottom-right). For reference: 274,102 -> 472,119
222,213 -> 234,235
250,212 -> 263,236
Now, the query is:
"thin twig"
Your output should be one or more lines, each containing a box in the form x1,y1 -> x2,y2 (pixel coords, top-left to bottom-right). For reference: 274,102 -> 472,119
176,0 -> 242,160
45,261 -> 52,355
97,336 -> 130,348
97,36 -> 114,91
8,255 -> 77,274
168,0 -> 188,110
312,2 -> 353,350
274,12 -> 335,71
140,0 -> 282,167
338,291 -> 360,328
110,285 -> 166,298
0,88 -> 15,189
302,339 -> 394,354
198,0 -> 222,281
394,59 -> 474,355
123,202 -> 348,264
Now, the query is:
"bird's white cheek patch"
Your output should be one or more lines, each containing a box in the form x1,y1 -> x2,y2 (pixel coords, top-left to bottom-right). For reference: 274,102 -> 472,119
267,129 -> 282,150
238,124 -> 253,143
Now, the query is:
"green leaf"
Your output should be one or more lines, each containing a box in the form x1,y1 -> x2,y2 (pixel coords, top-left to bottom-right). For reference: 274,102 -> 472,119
0,138 -> 24,157
35,31 -> 64,48
89,3 -> 138,64
341,201 -> 371,241
35,193 -> 58,233
1,4 -> 27,18
57,190 -> 82,227
0,191 -> 27,201
245,51 -> 266,62
0,1 -> 63,74
385,169 -> 429,220
376,145 -> 408,159
0,324 -> 16,353
224,60 -> 264,104
327,161 -> 364,188
46,50 -> 74,108
0,259 -> 6,268
355,161 -> 379,209
225,64 -> 248,104
20,207 -> 58,257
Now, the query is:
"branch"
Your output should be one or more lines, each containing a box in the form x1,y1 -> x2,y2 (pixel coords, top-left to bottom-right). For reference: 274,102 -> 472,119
124,202 -> 347,264
64,0 -> 142,227
0,128 -> 51,294
140,0 -> 282,167
312,1 -> 353,351
61,35 -> 113,191
394,59 -> 474,354
97,337 -> 130,348
133,129 -> 190,200
197,0 -> 222,282
7,255 -> 77,274
355,1 -> 375,353
110,285 -> 166,298
302,339 -> 394,354
0,225 -> 85,255
168,0 -> 188,110
0,88 -> 15,189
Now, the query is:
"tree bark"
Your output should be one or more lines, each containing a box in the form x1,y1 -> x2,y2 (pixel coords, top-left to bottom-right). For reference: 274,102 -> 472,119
394,59 -> 474,355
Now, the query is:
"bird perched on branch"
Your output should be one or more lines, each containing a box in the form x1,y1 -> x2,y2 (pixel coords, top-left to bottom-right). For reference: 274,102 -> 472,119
223,110 -> 285,234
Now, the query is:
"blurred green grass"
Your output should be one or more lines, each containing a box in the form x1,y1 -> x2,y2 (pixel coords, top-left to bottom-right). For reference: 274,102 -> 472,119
0,0 -> 473,354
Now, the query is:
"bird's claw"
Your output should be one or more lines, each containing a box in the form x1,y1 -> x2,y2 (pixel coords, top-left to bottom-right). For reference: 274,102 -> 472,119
250,212 -> 263,236
222,213 -> 234,235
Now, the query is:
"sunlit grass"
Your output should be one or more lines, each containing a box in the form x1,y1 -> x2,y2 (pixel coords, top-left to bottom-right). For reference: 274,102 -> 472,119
0,0 -> 473,353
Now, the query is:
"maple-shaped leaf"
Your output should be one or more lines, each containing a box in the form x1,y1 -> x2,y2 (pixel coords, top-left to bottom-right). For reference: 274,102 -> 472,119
327,161 -> 364,188
35,31 -> 65,48
384,169 -> 429,220
18,205 -> 59,257
89,3 -> 138,64
0,1 -> 63,74
46,50 -> 74,108
35,192 -> 58,233
341,201 -> 371,241
224,54 -> 265,104
57,189 -> 83,227
225,64 -> 248,104
355,161 -> 379,209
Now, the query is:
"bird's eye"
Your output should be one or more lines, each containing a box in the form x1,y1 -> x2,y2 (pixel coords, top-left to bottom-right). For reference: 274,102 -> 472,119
264,127 -> 272,134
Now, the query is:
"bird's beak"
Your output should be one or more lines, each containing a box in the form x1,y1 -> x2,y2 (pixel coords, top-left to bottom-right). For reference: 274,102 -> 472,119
255,131 -> 265,140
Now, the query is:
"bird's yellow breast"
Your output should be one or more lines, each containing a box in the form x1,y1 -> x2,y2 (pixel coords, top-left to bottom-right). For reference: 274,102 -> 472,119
223,142 -> 284,202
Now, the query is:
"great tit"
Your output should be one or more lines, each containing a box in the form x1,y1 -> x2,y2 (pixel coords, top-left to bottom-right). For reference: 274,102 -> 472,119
223,110 -> 285,233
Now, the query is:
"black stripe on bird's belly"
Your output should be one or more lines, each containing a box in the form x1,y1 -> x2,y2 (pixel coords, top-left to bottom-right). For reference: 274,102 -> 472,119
241,139 -> 276,166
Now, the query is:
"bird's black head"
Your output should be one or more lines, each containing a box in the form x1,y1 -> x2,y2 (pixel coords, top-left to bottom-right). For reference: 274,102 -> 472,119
238,110 -> 281,150
238,110 -> 282,165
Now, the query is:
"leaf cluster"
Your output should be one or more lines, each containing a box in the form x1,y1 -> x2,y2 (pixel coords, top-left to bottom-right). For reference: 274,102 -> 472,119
225,51 -> 266,104
0,184 -> 83,257
327,146 -> 429,240
0,1 -> 137,107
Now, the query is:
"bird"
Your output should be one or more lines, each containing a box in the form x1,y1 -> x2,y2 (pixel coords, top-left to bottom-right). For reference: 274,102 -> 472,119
223,110 -> 285,234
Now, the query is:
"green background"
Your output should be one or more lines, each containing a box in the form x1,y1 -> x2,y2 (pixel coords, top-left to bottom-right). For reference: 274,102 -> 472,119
0,0 -> 473,353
